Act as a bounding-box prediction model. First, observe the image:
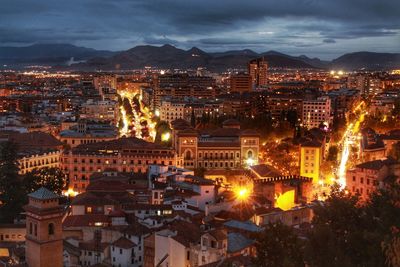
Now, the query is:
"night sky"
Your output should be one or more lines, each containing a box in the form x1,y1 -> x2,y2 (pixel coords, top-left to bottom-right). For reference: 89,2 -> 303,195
1,0 -> 399,59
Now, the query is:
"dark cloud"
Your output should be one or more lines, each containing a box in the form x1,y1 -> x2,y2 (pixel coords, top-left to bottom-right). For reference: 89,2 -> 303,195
323,39 -> 336,44
0,0 -> 399,58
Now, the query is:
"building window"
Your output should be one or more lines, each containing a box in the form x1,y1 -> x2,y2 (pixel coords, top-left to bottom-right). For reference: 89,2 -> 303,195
48,223 -> 55,235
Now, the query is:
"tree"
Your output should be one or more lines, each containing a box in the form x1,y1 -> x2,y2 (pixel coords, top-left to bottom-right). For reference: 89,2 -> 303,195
388,141 -> 400,161
286,109 -> 298,127
122,98 -> 133,121
194,167 -> 206,178
305,183 -> 400,267
118,117 -> 125,131
392,99 -> 400,117
327,146 -> 339,161
0,141 -> 25,223
383,234 -> 400,267
255,222 -> 305,267
190,109 -> 196,127
154,120 -> 171,145
23,167 -> 67,195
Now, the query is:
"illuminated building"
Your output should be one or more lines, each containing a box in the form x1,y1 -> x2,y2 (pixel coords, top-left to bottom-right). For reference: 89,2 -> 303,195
248,57 -> 268,88
159,98 -> 223,124
346,158 -> 397,201
24,188 -> 64,267
230,73 -> 252,93
172,119 -> 259,170
80,99 -> 119,124
152,73 -> 217,110
360,128 -> 386,161
251,204 -> 314,227
302,97 -> 332,129
153,221 -> 227,267
0,131 -> 63,174
249,164 -> 313,205
159,100 -> 186,124
59,120 -> 118,148
93,75 -> 117,98
18,150 -> 61,175
299,140 -> 322,184
61,137 -> 181,193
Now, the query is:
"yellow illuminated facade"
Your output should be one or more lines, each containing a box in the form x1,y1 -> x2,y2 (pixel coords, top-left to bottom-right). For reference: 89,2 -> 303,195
300,142 -> 322,184
275,190 -> 296,211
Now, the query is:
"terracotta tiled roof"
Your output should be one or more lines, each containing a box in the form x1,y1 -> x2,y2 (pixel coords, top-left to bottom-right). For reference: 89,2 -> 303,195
207,229 -> 227,241
222,119 -> 240,126
169,221 -> 202,247
79,240 -> 109,252
9,131 -> 62,151
300,139 -> 322,148
112,237 -> 136,249
63,214 -> 110,227
356,158 -> 396,170
72,136 -> 171,153
240,129 -> 260,136
71,191 -> 138,206
198,141 -> 241,147
103,222 -> 151,236
250,164 -> 282,178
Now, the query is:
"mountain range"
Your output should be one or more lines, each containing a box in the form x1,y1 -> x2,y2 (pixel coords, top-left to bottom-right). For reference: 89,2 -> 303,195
1,43 -> 399,71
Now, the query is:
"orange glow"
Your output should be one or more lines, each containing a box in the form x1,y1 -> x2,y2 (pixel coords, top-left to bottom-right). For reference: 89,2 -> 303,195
275,190 -> 296,211
234,186 -> 250,201
63,188 -> 79,197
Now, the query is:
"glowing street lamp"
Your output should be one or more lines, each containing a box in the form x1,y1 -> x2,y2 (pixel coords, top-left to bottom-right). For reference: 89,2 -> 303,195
246,158 -> 256,167
161,132 -> 171,142
235,187 -> 249,201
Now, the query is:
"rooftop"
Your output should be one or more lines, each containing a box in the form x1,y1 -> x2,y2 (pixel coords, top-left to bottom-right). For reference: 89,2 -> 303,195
28,187 -> 59,200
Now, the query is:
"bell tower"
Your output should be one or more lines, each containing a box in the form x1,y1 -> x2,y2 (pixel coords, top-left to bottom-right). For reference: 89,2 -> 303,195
24,187 -> 64,267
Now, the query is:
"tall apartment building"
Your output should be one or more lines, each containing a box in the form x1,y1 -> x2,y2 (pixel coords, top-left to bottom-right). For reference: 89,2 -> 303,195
302,97 -> 332,129
230,73 -> 252,93
347,74 -> 383,96
248,57 -> 268,88
93,75 -> 117,99
153,74 -> 217,110
299,140 -> 323,184
159,100 -> 186,124
80,99 -> 119,124
159,98 -> 223,124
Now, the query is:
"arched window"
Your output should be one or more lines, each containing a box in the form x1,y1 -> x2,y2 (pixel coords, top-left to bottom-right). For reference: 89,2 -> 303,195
185,150 -> 192,160
48,223 -> 55,235
247,150 -> 253,159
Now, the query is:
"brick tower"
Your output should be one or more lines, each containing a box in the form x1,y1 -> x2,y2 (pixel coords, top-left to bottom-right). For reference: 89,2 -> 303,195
24,187 -> 64,267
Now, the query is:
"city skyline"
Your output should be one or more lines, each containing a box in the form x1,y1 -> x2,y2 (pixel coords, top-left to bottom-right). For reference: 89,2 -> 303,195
1,0 -> 400,59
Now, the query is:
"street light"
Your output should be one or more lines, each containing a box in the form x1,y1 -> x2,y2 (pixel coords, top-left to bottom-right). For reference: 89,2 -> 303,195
235,187 -> 249,201
234,186 -> 250,220
161,132 -> 171,142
